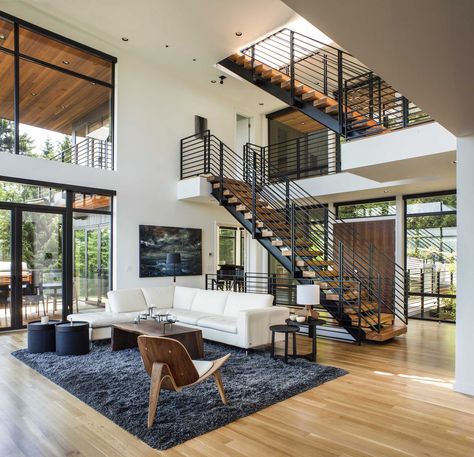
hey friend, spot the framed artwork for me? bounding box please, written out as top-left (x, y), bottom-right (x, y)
top-left (139, 225), bottom-right (202, 278)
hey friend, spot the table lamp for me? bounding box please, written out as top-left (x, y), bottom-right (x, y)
top-left (166, 252), bottom-right (181, 283)
top-left (296, 284), bottom-right (320, 320)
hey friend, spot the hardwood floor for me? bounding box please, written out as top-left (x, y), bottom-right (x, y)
top-left (0, 320), bottom-right (472, 457)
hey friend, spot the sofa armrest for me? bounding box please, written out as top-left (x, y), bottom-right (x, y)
top-left (237, 306), bottom-right (290, 349)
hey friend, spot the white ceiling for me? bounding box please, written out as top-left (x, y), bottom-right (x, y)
top-left (3, 0), bottom-right (296, 114)
top-left (282, 0), bottom-right (474, 137)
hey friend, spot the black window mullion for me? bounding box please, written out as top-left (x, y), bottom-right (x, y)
top-left (13, 21), bottom-right (19, 155)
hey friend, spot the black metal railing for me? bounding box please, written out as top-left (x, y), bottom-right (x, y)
top-left (343, 73), bottom-right (431, 137)
top-left (49, 137), bottom-right (113, 170)
top-left (181, 130), bottom-right (408, 334)
top-left (261, 128), bottom-right (340, 181)
top-left (205, 272), bottom-right (362, 343)
top-left (407, 267), bottom-right (456, 321)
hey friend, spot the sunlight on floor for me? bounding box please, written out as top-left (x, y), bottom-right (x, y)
top-left (374, 370), bottom-right (454, 389)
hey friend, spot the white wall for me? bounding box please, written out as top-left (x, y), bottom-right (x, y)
top-left (342, 122), bottom-right (455, 172)
top-left (454, 135), bottom-right (474, 396)
top-left (0, 5), bottom-right (267, 291)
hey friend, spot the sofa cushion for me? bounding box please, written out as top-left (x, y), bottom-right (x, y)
top-left (173, 286), bottom-right (200, 310)
top-left (107, 289), bottom-right (147, 313)
top-left (191, 290), bottom-right (229, 314)
top-left (141, 286), bottom-right (175, 309)
top-left (171, 309), bottom-right (215, 326)
top-left (223, 292), bottom-right (274, 317)
top-left (197, 315), bottom-right (238, 334)
top-left (68, 311), bottom-right (139, 328)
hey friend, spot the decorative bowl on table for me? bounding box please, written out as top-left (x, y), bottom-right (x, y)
top-left (295, 316), bottom-right (306, 323)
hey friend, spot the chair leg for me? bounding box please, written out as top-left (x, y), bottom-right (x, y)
top-left (148, 362), bottom-right (164, 428)
top-left (213, 370), bottom-right (227, 405)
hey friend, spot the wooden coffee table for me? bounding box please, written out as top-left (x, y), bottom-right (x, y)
top-left (111, 321), bottom-right (204, 359)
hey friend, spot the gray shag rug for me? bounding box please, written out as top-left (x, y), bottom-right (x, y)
top-left (12, 340), bottom-right (347, 450)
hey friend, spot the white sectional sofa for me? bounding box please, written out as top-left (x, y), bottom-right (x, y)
top-left (68, 285), bottom-right (289, 349)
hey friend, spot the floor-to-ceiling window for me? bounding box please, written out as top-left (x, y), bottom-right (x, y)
top-left (0, 179), bottom-right (114, 330)
top-left (404, 192), bottom-right (456, 322)
top-left (0, 13), bottom-right (116, 169)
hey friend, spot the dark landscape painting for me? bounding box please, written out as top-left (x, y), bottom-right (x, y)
top-left (139, 225), bottom-right (202, 278)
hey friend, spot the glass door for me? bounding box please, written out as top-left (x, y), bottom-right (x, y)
top-left (21, 210), bottom-right (64, 325)
top-left (73, 212), bottom-right (111, 312)
top-left (0, 209), bottom-right (12, 329)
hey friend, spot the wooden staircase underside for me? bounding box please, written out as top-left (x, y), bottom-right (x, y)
top-left (221, 53), bottom-right (388, 138)
top-left (210, 176), bottom-right (407, 342)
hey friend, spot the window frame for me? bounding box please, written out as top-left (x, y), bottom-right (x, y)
top-left (0, 11), bottom-right (116, 167)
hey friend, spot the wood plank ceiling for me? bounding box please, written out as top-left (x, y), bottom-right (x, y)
top-left (270, 109), bottom-right (326, 134)
top-left (0, 19), bottom-right (112, 135)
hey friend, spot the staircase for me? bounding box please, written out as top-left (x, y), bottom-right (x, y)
top-left (181, 131), bottom-right (408, 343)
top-left (218, 28), bottom-right (430, 140)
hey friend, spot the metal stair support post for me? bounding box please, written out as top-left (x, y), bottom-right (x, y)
top-left (337, 49), bottom-right (344, 135)
top-left (289, 30), bottom-right (295, 106)
top-left (377, 273), bottom-right (382, 330)
top-left (251, 147), bottom-right (257, 239)
top-left (290, 202), bottom-right (296, 275)
top-left (338, 240), bottom-right (344, 317)
top-left (219, 141), bottom-right (224, 204)
top-left (335, 134), bottom-right (341, 173)
top-left (357, 281), bottom-right (362, 344)
top-left (323, 54), bottom-right (328, 95)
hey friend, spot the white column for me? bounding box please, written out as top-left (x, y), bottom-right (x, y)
top-left (454, 135), bottom-right (474, 395)
top-left (395, 195), bottom-right (405, 268)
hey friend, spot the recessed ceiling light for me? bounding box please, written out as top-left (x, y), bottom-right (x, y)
top-left (0, 34), bottom-right (5, 40)
top-left (211, 80), bottom-right (216, 84)
top-left (30, 92), bottom-right (37, 97)
top-left (62, 60), bottom-right (70, 65)
top-left (301, 122), bottom-right (306, 125)
top-left (235, 32), bottom-right (243, 37)
top-left (259, 102), bottom-right (264, 106)
top-left (90, 82), bottom-right (96, 86)
top-left (121, 37), bottom-right (129, 42)
top-left (452, 160), bottom-right (457, 164)
top-left (383, 190), bottom-right (389, 193)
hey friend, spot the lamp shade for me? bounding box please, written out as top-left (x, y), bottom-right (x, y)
top-left (296, 284), bottom-right (320, 305)
top-left (166, 253), bottom-right (181, 265)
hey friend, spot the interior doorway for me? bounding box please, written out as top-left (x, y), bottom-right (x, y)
top-left (236, 114), bottom-right (252, 155)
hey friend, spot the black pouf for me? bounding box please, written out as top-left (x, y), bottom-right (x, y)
top-left (27, 320), bottom-right (61, 353)
top-left (55, 321), bottom-right (90, 356)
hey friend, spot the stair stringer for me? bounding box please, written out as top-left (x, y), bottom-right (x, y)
top-left (218, 58), bottom-right (342, 133)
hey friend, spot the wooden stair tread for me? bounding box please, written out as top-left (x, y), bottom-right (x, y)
top-left (351, 312), bottom-right (394, 326)
top-left (364, 323), bottom-right (407, 342)
top-left (296, 259), bottom-right (336, 268)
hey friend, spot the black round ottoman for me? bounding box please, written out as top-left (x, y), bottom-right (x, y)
top-left (27, 320), bottom-right (61, 353)
top-left (55, 321), bottom-right (90, 356)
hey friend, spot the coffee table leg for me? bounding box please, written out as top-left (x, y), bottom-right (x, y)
top-left (284, 333), bottom-right (288, 364)
top-left (112, 327), bottom-right (138, 351)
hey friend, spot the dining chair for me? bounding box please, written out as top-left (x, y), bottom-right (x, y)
top-left (137, 335), bottom-right (230, 428)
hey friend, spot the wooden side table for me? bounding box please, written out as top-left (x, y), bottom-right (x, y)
top-left (269, 324), bottom-right (299, 364)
